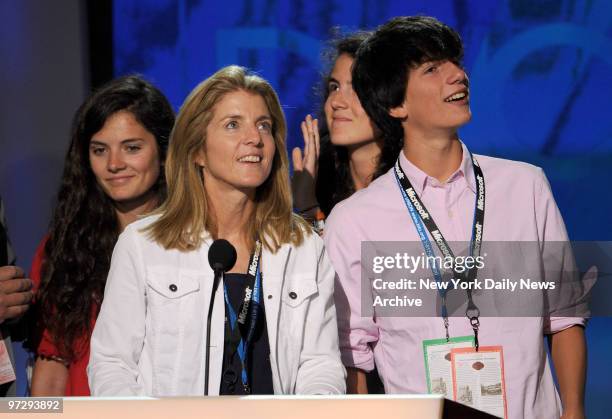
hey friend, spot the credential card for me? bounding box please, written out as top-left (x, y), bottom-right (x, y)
top-left (0, 339), bottom-right (16, 385)
top-left (450, 346), bottom-right (507, 419)
top-left (422, 335), bottom-right (475, 398)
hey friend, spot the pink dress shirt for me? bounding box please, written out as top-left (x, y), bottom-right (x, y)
top-left (324, 143), bottom-right (585, 419)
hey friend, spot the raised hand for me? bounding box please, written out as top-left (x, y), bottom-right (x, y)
top-left (291, 115), bottom-right (320, 214)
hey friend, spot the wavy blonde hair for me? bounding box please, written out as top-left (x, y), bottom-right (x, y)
top-left (146, 65), bottom-right (309, 252)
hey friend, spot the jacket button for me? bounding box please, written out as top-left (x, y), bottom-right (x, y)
top-left (169, 284), bottom-right (178, 292)
top-left (289, 291), bottom-right (297, 299)
top-left (267, 294), bottom-right (273, 299)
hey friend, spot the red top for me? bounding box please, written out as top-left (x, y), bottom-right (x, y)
top-left (30, 238), bottom-right (97, 396)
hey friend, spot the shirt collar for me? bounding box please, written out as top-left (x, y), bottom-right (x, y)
top-left (397, 141), bottom-right (477, 195)
top-left (459, 141), bottom-right (478, 194)
top-left (398, 150), bottom-right (429, 196)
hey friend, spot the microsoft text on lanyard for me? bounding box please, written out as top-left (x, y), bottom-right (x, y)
top-left (393, 152), bottom-right (485, 350)
top-left (222, 239), bottom-right (263, 393)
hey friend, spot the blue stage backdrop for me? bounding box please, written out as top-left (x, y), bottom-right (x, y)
top-left (114, 0), bottom-right (611, 415)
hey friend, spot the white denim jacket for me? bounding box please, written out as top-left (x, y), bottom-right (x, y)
top-left (88, 215), bottom-right (346, 396)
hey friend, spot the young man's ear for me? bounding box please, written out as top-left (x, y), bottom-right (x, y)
top-left (389, 101), bottom-right (408, 119)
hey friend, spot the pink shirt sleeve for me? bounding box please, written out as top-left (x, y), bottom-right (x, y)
top-left (534, 168), bottom-right (587, 334)
top-left (324, 203), bottom-right (378, 372)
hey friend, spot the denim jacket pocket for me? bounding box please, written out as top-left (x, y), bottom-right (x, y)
top-left (282, 274), bottom-right (318, 308)
top-left (145, 268), bottom-right (202, 338)
top-left (147, 268), bottom-right (201, 300)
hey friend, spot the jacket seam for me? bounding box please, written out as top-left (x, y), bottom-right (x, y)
top-left (275, 246), bottom-right (291, 393)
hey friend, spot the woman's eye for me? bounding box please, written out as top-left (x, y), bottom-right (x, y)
top-left (257, 121), bottom-right (272, 132)
top-left (425, 65), bottom-right (437, 74)
top-left (91, 147), bottom-right (106, 155)
top-left (226, 121), bottom-right (238, 129)
top-left (327, 81), bottom-right (340, 95)
top-left (125, 144), bottom-right (142, 153)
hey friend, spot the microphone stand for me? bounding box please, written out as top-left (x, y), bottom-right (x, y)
top-left (204, 268), bottom-right (223, 395)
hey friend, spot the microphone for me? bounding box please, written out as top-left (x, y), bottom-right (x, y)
top-left (208, 239), bottom-right (237, 274)
top-left (204, 239), bottom-right (236, 395)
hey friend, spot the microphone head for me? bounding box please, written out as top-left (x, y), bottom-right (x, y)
top-left (208, 239), bottom-right (237, 273)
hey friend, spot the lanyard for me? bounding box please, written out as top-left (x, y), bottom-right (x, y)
top-left (222, 239), bottom-right (262, 393)
top-left (393, 152), bottom-right (485, 350)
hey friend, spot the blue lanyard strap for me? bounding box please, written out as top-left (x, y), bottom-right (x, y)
top-left (393, 151), bottom-right (485, 348)
top-left (222, 239), bottom-right (262, 392)
top-left (394, 174), bottom-right (447, 298)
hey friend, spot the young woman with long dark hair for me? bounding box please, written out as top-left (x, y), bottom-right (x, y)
top-left (291, 32), bottom-right (399, 393)
top-left (29, 75), bottom-right (174, 396)
top-left (292, 32), bottom-right (402, 220)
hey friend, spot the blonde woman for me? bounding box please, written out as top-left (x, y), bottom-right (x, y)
top-left (88, 66), bottom-right (345, 396)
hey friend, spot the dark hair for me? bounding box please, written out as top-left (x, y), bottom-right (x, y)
top-left (352, 15), bottom-right (464, 146)
top-left (36, 75), bottom-right (174, 360)
top-left (315, 31), bottom-right (399, 215)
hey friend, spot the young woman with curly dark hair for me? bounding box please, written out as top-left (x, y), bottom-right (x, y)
top-left (28, 75), bottom-right (174, 396)
top-left (291, 31), bottom-right (402, 220)
top-left (291, 31), bottom-right (397, 393)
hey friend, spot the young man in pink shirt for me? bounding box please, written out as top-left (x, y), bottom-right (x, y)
top-left (324, 16), bottom-right (586, 419)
